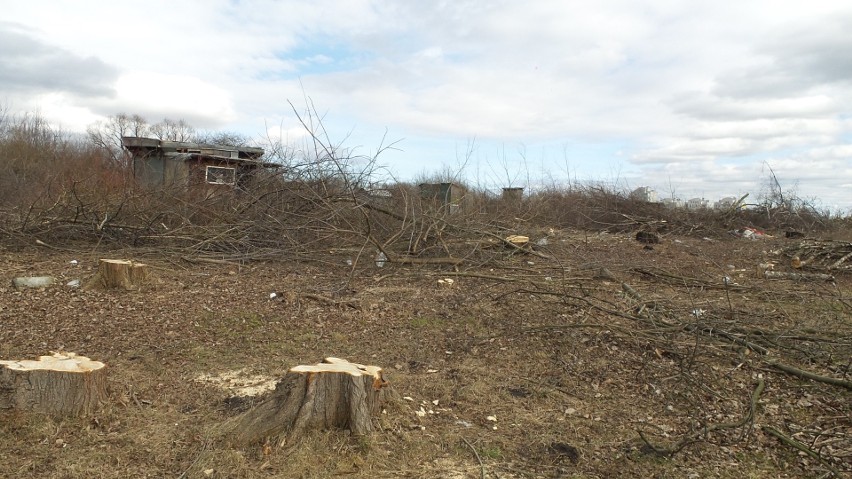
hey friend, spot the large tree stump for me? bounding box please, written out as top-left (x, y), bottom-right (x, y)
top-left (85, 259), bottom-right (148, 290)
top-left (224, 358), bottom-right (388, 446)
top-left (0, 352), bottom-right (107, 416)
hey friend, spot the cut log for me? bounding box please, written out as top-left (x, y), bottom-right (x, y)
top-left (505, 235), bottom-right (530, 246)
top-left (0, 352), bottom-right (107, 416)
top-left (85, 259), bottom-right (148, 290)
top-left (223, 358), bottom-right (387, 446)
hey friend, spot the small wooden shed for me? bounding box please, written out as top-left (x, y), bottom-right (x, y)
top-left (122, 137), bottom-right (272, 190)
top-left (501, 187), bottom-right (524, 202)
top-left (418, 182), bottom-right (466, 213)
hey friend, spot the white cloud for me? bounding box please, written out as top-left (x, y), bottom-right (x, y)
top-left (97, 71), bottom-right (236, 127)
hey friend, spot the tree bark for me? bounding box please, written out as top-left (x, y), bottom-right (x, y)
top-left (85, 259), bottom-right (149, 290)
top-left (0, 352), bottom-right (107, 416)
top-left (223, 358), bottom-right (387, 446)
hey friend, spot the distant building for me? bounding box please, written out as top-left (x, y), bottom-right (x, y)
top-left (630, 186), bottom-right (659, 203)
top-left (714, 196), bottom-right (739, 209)
top-left (501, 187), bottom-right (524, 202)
top-left (661, 197), bottom-right (684, 208)
top-left (123, 137), bottom-right (273, 190)
top-left (686, 197), bottom-right (710, 209)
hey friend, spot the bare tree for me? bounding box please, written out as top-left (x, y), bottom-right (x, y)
top-left (195, 130), bottom-right (252, 147)
top-left (87, 113), bottom-right (149, 167)
top-left (149, 118), bottom-right (195, 142)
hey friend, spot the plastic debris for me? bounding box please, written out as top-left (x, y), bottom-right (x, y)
top-left (269, 292), bottom-right (277, 299)
top-left (375, 251), bottom-right (387, 268)
top-left (69, 260), bottom-right (79, 266)
top-left (11, 276), bottom-right (55, 289)
top-left (730, 227), bottom-right (770, 239)
top-left (66, 279), bottom-right (81, 288)
top-left (535, 237), bottom-right (549, 246)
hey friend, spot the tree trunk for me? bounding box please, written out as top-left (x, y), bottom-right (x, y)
top-left (223, 358), bottom-right (387, 446)
top-left (0, 352), bottom-right (107, 416)
top-left (85, 259), bottom-right (148, 290)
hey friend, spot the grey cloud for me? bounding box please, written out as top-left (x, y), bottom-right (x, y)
top-left (0, 22), bottom-right (118, 97)
top-left (669, 92), bottom-right (835, 121)
top-left (714, 16), bottom-right (852, 99)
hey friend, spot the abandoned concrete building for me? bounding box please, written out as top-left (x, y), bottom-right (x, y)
top-left (122, 137), bottom-right (272, 190)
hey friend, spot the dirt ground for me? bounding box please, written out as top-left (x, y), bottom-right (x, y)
top-left (1, 230), bottom-right (850, 478)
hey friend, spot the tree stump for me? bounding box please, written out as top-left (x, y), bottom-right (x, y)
top-left (0, 352), bottom-right (107, 416)
top-left (85, 259), bottom-right (148, 290)
top-left (223, 358), bottom-right (388, 446)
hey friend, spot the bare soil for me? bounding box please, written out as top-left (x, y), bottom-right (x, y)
top-left (1, 230), bottom-right (850, 478)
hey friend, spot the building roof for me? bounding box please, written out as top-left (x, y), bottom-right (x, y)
top-left (122, 137), bottom-right (278, 167)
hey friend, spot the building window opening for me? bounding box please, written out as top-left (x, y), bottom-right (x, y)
top-left (206, 166), bottom-right (236, 185)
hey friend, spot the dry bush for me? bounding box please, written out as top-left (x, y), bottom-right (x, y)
top-left (1, 107), bottom-right (848, 262)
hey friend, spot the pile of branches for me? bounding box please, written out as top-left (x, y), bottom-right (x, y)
top-left (783, 239), bottom-right (852, 273)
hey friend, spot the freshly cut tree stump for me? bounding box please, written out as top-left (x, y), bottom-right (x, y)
top-left (0, 352), bottom-right (107, 416)
top-left (224, 358), bottom-right (388, 446)
top-left (85, 259), bottom-right (148, 290)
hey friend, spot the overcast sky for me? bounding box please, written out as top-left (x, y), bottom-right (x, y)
top-left (3, 1), bottom-right (851, 209)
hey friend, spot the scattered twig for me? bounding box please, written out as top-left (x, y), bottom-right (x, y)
top-left (461, 437), bottom-right (485, 479)
top-left (176, 437), bottom-right (210, 479)
top-left (638, 378), bottom-right (765, 456)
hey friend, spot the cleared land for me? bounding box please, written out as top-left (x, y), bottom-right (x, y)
top-left (1, 231), bottom-right (850, 478)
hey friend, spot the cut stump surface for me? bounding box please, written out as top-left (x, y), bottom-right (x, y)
top-left (224, 358), bottom-right (387, 446)
top-left (85, 259), bottom-right (148, 290)
top-left (0, 352), bottom-right (107, 416)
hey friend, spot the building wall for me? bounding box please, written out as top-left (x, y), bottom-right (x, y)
top-left (501, 187), bottom-right (524, 202)
top-left (134, 155), bottom-right (165, 185)
top-left (419, 182), bottom-right (466, 213)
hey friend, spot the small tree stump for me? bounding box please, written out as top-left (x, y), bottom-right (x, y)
top-left (224, 358), bottom-right (387, 446)
top-left (85, 259), bottom-right (148, 290)
top-left (0, 352), bottom-right (107, 416)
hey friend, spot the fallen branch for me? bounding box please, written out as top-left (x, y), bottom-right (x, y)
top-left (763, 271), bottom-right (835, 282)
top-left (638, 378), bottom-right (765, 456)
top-left (300, 293), bottom-right (361, 310)
top-left (633, 267), bottom-right (751, 291)
top-left (685, 324), bottom-right (770, 355)
top-left (181, 255), bottom-right (243, 266)
top-left (388, 254), bottom-right (464, 266)
top-left (763, 426), bottom-right (842, 477)
top-left (766, 360), bottom-right (852, 390)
